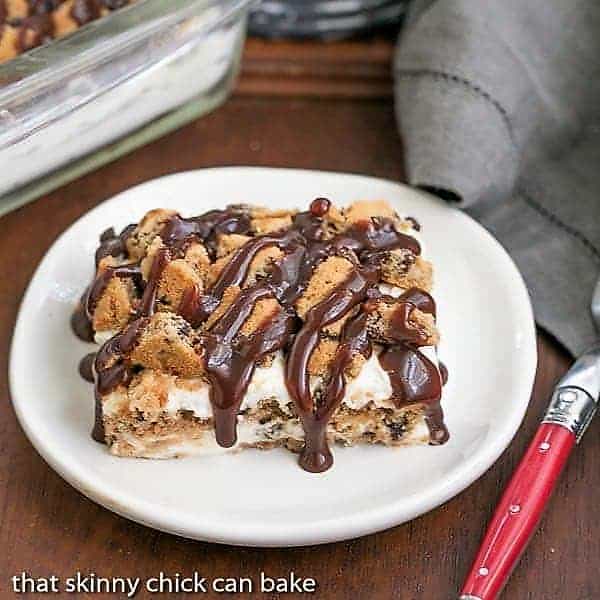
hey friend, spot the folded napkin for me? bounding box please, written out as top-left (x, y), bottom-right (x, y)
top-left (394, 0), bottom-right (600, 355)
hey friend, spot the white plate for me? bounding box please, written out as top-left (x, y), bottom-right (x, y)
top-left (10, 167), bottom-right (537, 547)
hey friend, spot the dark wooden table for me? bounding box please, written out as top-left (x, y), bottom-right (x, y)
top-left (1, 38), bottom-right (598, 599)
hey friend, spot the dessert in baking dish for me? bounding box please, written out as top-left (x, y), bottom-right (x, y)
top-left (0, 0), bottom-right (136, 64)
top-left (72, 198), bottom-right (448, 472)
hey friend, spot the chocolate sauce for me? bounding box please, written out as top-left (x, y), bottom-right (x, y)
top-left (178, 284), bottom-right (204, 327)
top-left (92, 388), bottom-right (105, 443)
top-left (160, 211), bottom-right (251, 259)
top-left (390, 303), bottom-right (429, 346)
top-left (396, 287), bottom-right (436, 316)
top-left (92, 317), bottom-right (147, 441)
top-left (71, 301), bottom-right (95, 343)
top-left (378, 345), bottom-right (448, 444)
top-left (177, 231), bottom-right (298, 326)
top-left (90, 246), bottom-right (171, 440)
top-left (375, 287), bottom-right (447, 443)
top-left (76, 199), bottom-right (448, 468)
top-left (439, 361), bottom-right (449, 385)
top-left (295, 308), bottom-right (373, 472)
top-left (310, 197), bottom-right (331, 217)
top-left (387, 288), bottom-right (437, 346)
top-left (405, 216), bottom-right (421, 232)
top-left (94, 318), bottom-right (146, 394)
top-left (196, 224), bottom-right (322, 445)
top-left (137, 247), bottom-right (169, 317)
top-left (95, 224), bottom-right (135, 266)
top-left (87, 209), bottom-right (252, 441)
top-left (173, 199), bottom-right (424, 469)
top-left (71, 223), bottom-right (138, 343)
top-left (210, 234), bottom-right (293, 306)
top-left (86, 264), bottom-right (142, 320)
top-left (78, 352), bottom-right (96, 382)
top-left (203, 293), bottom-right (295, 447)
top-left (332, 219), bottom-right (421, 260)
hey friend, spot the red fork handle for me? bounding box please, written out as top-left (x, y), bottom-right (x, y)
top-left (459, 423), bottom-right (576, 600)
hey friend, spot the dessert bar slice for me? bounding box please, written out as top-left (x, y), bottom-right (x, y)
top-left (0, 0), bottom-right (137, 64)
top-left (73, 198), bottom-right (448, 472)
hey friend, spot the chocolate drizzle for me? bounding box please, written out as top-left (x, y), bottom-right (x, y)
top-left (78, 352), bottom-right (96, 382)
top-left (71, 262), bottom-right (142, 346)
top-left (203, 291), bottom-right (295, 447)
top-left (90, 246), bottom-right (172, 428)
top-left (74, 198), bottom-right (449, 472)
top-left (71, 223), bottom-right (139, 344)
top-left (95, 225), bottom-right (136, 266)
top-left (378, 288), bottom-right (448, 445)
top-left (137, 247), bottom-right (169, 317)
top-left (71, 209), bottom-right (250, 343)
top-left (71, 301), bottom-right (95, 343)
top-left (439, 361), bottom-right (449, 385)
top-left (287, 279), bottom-right (375, 472)
top-left (92, 317), bottom-right (147, 442)
top-left (160, 210), bottom-right (251, 259)
top-left (387, 288), bottom-right (437, 346)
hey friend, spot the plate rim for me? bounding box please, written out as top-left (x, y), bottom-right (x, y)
top-left (9, 166), bottom-right (537, 547)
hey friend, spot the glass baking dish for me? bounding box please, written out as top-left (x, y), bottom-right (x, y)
top-left (0, 0), bottom-right (254, 215)
top-left (249, 0), bottom-right (406, 39)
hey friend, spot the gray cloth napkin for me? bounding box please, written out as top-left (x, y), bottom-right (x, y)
top-left (394, 0), bottom-right (600, 356)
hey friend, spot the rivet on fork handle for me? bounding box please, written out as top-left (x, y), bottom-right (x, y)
top-left (543, 386), bottom-right (597, 443)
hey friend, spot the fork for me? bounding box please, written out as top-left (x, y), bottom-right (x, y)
top-left (459, 279), bottom-right (600, 599)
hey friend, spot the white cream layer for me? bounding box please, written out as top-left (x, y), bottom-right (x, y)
top-left (109, 416), bottom-right (431, 460)
top-left (94, 330), bottom-right (117, 345)
top-left (167, 350), bottom-right (402, 417)
top-left (102, 347), bottom-right (439, 419)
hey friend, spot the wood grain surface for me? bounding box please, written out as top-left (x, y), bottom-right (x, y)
top-left (238, 38), bottom-right (394, 98)
top-left (1, 39), bottom-right (598, 600)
